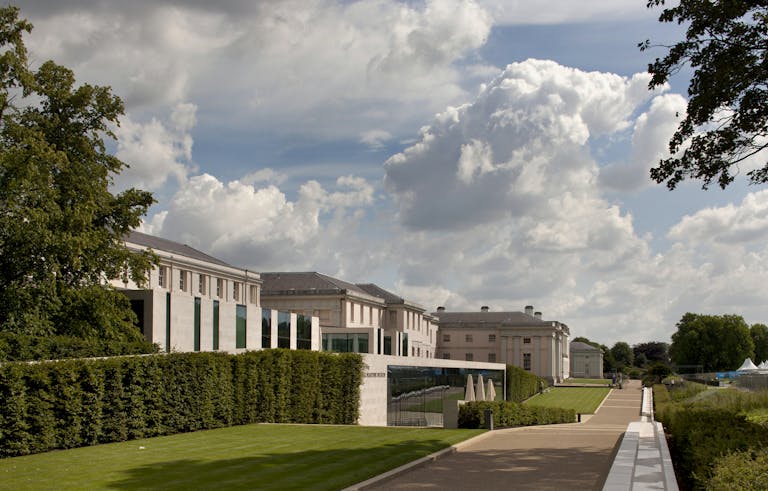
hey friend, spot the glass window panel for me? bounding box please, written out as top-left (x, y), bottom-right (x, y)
top-left (236, 304), bottom-right (247, 349)
top-left (262, 308), bottom-right (272, 349)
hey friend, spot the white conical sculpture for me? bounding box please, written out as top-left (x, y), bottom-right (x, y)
top-left (465, 374), bottom-right (475, 401)
top-left (476, 374), bottom-right (486, 401)
top-left (486, 378), bottom-right (496, 401)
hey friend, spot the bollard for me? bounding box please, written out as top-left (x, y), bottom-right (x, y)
top-left (578, 413), bottom-right (581, 422)
top-left (484, 409), bottom-right (494, 430)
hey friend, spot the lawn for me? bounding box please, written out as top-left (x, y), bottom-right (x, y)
top-left (0, 424), bottom-right (484, 490)
top-left (562, 378), bottom-right (611, 385)
top-left (524, 387), bottom-right (611, 414)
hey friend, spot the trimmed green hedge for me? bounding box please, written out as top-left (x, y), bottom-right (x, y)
top-left (458, 400), bottom-right (575, 429)
top-left (0, 350), bottom-right (363, 457)
top-left (506, 365), bottom-right (547, 402)
top-left (0, 332), bottom-right (158, 361)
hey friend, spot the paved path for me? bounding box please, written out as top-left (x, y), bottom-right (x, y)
top-left (363, 380), bottom-right (643, 491)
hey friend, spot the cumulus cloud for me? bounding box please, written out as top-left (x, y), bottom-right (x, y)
top-left (113, 103), bottom-right (196, 191)
top-left (668, 190), bottom-right (768, 245)
top-left (24, 0), bottom-right (492, 138)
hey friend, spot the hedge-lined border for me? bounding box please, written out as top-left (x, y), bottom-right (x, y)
top-left (458, 400), bottom-right (575, 429)
top-left (0, 350), bottom-right (363, 458)
top-left (506, 365), bottom-right (547, 402)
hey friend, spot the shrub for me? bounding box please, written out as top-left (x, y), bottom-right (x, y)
top-left (0, 332), bottom-right (157, 362)
top-left (506, 365), bottom-right (546, 402)
top-left (458, 400), bottom-right (575, 429)
top-left (0, 350), bottom-right (363, 457)
top-left (706, 448), bottom-right (768, 491)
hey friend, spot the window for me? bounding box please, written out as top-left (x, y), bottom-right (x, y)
top-left (216, 278), bottom-right (223, 298)
top-left (523, 337), bottom-right (531, 344)
top-left (488, 334), bottom-right (496, 342)
top-left (383, 335), bottom-right (392, 355)
top-left (322, 332), bottom-right (369, 353)
top-left (236, 304), bottom-right (247, 349)
top-left (249, 285), bottom-right (258, 304)
top-left (488, 353), bottom-right (496, 363)
top-left (193, 297), bottom-right (201, 352)
top-left (442, 353), bottom-right (451, 359)
top-left (523, 353), bottom-right (531, 371)
top-left (465, 334), bottom-right (473, 343)
top-left (443, 334), bottom-right (451, 342)
top-left (262, 309), bottom-right (272, 349)
top-left (212, 300), bottom-right (220, 350)
top-left (465, 353), bottom-right (474, 361)
top-left (401, 332), bottom-right (408, 357)
top-left (278, 311), bottom-right (290, 348)
top-left (233, 282), bottom-right (240, 302)
top-left (179, 270), bottom-right (188, 292)
top-left (158, 266), bottom-right (168, 288)
top-left (198, 274), bottom-right (206, 295)
top-left (297, 314), bottom-right (312, 350)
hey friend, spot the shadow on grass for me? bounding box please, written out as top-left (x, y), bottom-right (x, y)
top-left (108, 439), bottom-right (453, 491)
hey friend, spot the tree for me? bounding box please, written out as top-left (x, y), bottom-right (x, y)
top-left (610, 341), bottom-right (634, 369)
top-left (633, 341), bottom-right (671, 366)
top-left (751, 323), bottom-right (768, 364)
top-left (669, 313), bottom-right (754, 371)
top-left (0, 7), bottom-right (155, 340)
top-left (642, 1), bottom-right (768, 189)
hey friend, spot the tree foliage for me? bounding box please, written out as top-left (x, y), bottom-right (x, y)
top-left (0, 7), bottom-right (154, 339)
top-left (750, 323), bottom-right (768, 364)
top-left (610, 341), bottom-right (634, 368)
top-left (669, 313), bottom-right (755, 371)
top-left (633, 341), bottom-right (671, 366)
top-left (642, 1), bottom-right (768, 189)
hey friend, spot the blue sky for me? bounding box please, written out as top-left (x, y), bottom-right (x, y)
top-left (18, 0), bottom-right (768, 347)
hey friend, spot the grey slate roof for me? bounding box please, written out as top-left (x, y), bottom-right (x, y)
top-left (570, 341), bottom-right (603, 352)
top-left (433, 310), bottom-right (548, 326)
top-left (126, 231), bottom-right (232, 268)
top-left (356, 283), bottom-right (404, 304)
top-left (260, 272), bottom-right (383, 301)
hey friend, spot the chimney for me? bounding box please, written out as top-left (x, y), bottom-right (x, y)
top-left (525, 305), bottom-right (534, 316)
top-left (481, 306), bottom-right (489, 312)
top-left (534, 311), bottom-right (542, 320)
top-left (436, 306), bottom-right (445, 312)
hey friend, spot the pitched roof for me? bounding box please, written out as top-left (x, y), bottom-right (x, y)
top-left (356, 283), bottom-right (404, 304)
top-left (570, 341), bottom-right (602, 352)
top-left (433, 310), bottom-right (550, 326)
top-left (260, 272), bottom-right (383, 302)
top-left (126, 230), bottom-right (232, 267)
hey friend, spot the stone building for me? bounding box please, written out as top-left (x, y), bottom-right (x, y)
top-left (569, 341), bottom-right (604, 379)
top-left (434, 305), bottom-right (570, 383)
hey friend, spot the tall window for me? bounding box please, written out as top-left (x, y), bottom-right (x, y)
top-left (212, 300), bottom-right (220, 350)
top-left (278, 311), bottom-right (290, 348)
top-left (383, 335), bottom-right (392, 355)
top-left (297, 314), bottom-right (312, 350)
top-left (262, 309), bottom-right (272, 349)
top-left (488, 353), bottom-right (496, 363)
top-left (465, 334), bottom-right (473, 343)
top-left (179, 270), bottom-right (188, 292)
top-left (233, 282), bottom-right (240, 302)
top-left (193, 297), bottom-right (201, 352)
top-left (198, 274), bottom-right (206, 295)
top-left (488, 334), bottom-right (496, 342)
top-left (401, 332), bottom-right (408, 357)
top-left (158, 266), bottom-right (168, 288)
top-left (216, 278), bottom-right (223, 298)
top-left (523, 353), bottom-right (532, 371)
top-left (236, 304), bottom-right (247, 349)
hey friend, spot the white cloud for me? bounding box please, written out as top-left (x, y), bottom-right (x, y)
top-left (360, 130), bottom-right (392, 150)
top-left (668, 190), bottom-right (768, 245)
top-left (24, 0), bottom-right (493, 138)
top-left (113, 103), bottom-right (196, 191)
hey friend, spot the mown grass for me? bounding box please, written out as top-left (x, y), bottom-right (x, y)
top-left (0, 424), bottom-right (483, 490)
top-left (524, 387), bottom-right (610, 414)
top-left (562, 378), bottom-right (610, 385)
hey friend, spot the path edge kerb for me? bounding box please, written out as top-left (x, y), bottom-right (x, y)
top-left (342, 429), bottom-right (500, 491)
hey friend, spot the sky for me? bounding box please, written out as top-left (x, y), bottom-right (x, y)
top-left (16, 0), bottom-right (768, 346)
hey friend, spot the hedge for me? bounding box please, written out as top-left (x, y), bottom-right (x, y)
top-left (0, 350), bottom-right (363, 457)
top-left (506, 365), bottom-right (547, 402)
top-left (0, 332), bottom-right (158, 362)
top-left (458, 400), bottom-right (576, 429)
